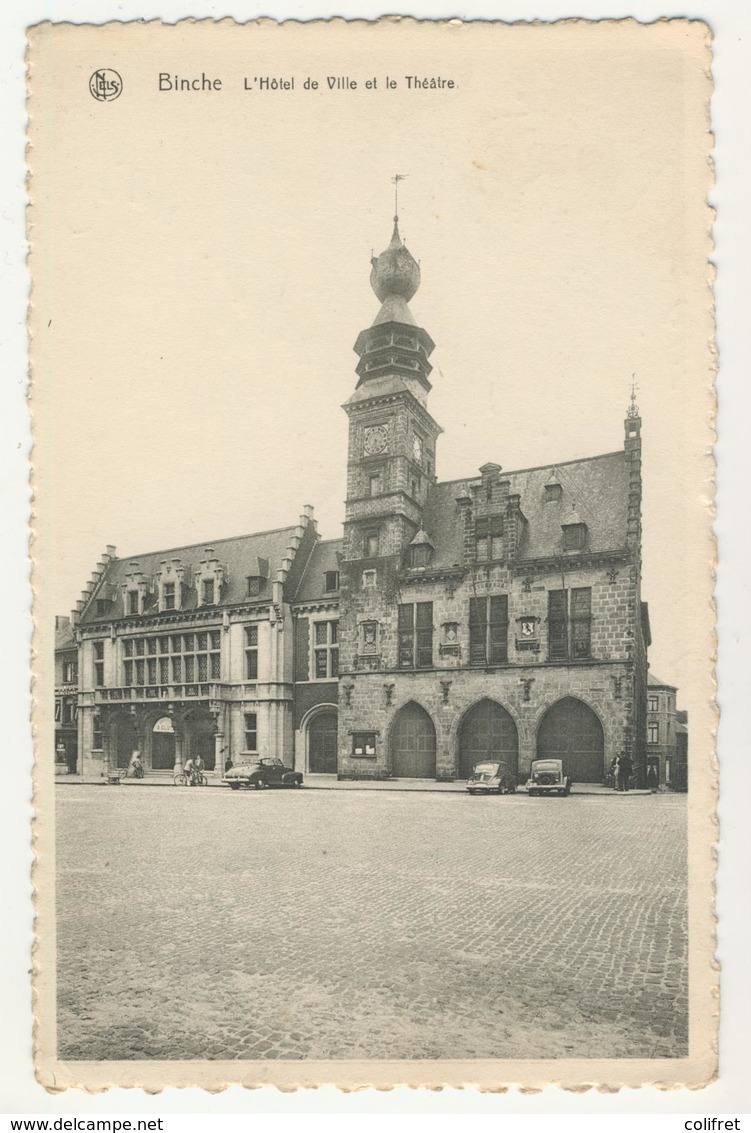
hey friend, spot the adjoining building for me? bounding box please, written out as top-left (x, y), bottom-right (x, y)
top-left (54, 616), bottom-right (79, 774)
top-left (646, 671), bottom-right (679, 786)
top-left (60, 211), bottom-right (658, 786)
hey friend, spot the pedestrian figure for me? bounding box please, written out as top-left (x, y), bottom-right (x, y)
top-left (647, 759), bottom-right (659, 793)
top-left (224, 756), bottom-right (233, 774)
top-left (608, 756), bottom-right (618, 790)
top-left (616, 752), bottom-right (633, 792)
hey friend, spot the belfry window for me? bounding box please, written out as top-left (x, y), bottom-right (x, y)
top-left (364, 531), bottom-right (379, 558)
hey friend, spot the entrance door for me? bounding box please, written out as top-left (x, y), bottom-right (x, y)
top-left (537, 697), bottom-right (604, 783)
top-left (152, 716), bottom-right (176, 770)
top-left (458, 699), bottom-right (519, 780)
top-left (391, 702), bottom-right (436, 778)
top-left (308, 710), bottom-right (338, 773)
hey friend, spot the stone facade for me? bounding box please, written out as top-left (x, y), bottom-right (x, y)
top-left (336, 218), bottom-right (651, 785)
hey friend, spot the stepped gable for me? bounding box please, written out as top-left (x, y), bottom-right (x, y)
top-left (78, 526), bottom-right (302, 624)
top-left (293, 538), bottom-right (343, 604)
top-left (420, 450), bottom-right (629, 569)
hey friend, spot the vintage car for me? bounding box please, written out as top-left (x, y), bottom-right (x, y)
top-left (526, 758), bottom-right (572, 797)
top-left (223, 756), bottom-right (303, 790)
top-left (466, 760), bottom-right (518, 795)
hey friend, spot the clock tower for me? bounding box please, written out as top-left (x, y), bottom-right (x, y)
top-left (341, 215), bottom-right (442, 589)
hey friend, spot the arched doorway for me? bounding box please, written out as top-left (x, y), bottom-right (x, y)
top-left (391, 702), bottom-right (436, 779)
top-left (458, 699), bottom-right (519, 780)
top-left (185, 712), bottom-right (217, 770)
top-left (537, 697), bottom-right (605, 783)
top-left (112, 713), bottom-right (137, 769)
top-left (308, 709), bottom-right (338, 774)
top-left (152, 716), bottom-right (176, 771)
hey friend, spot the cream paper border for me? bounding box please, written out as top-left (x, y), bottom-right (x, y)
top-left (29, 16), bottom-right (717, 1092)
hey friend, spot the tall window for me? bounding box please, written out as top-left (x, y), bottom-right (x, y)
top-left (162, 582), bottom-right (176, 611)
top-left (398, 602), bottom-right (433, 668)
top-left (62, 658), bottom-right (78, 684)
top-left (648, 721), bottom-right (659, 744)
top-left (201, 579), bottom-right (215, 605)
top-left (475, 517), bottom-right (504, 561)
top-left (127, 590), bottom-right (140, 615)
top-left (648, 694), bottom-right (659, 712)
top-left (314, 621), bottom-right (339, 679)
top-left (368, 472), bottom-right (381, 497)
top-left (247, 576), bottom-right (261, 597)
top-left (244, 712), bottom-right (258, 752)
top-left (469, 595), bottom-right (508, 665)
top-left (93, 641), bottom-right (105, 687)
top-left (92, 713), bottom-right (103, 751)
top-left (122, 632), bottom-right (221, 687)
top-left (364, 531), bottom-right (379, 558)
top-left (245, 625), bottom-right (259, 680)
top-left (548, 588), bottom-right (592, 660)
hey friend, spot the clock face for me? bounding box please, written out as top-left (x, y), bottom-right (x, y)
top-left (412, 433), bottom-right (424, 463)
top-left (364, 425), bottom-right (388, 455)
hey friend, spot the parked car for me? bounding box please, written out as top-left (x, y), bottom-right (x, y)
top-left (526, 758), bottom-right (572, 797)
top-left (223, 756), bottom-right (303, 790)
top-left (466, 760), bottom-right (517, 795)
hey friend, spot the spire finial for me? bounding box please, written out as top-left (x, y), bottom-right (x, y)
top-left (391, 173), bottom-right (408, 232)
top-left (627, 374), bottom-right (640, 419)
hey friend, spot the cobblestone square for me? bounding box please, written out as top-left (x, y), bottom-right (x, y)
top-left (56, 786), bottom-right (687, 1061)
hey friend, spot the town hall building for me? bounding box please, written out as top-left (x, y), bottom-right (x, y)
top-left (63, 212), bottom-right (652, 787)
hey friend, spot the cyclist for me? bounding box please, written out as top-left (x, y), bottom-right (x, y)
top-left (183, 756), bottom-right (198, 786)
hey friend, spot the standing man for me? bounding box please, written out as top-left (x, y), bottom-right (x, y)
top-left (616, 751), bottom-right (633, 792)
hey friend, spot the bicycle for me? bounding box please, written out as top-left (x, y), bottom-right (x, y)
top-left (172, 770), bottom-right (208, 787)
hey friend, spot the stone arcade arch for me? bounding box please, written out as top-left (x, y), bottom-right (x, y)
top-left (109, 711), bottom-right (137, 769)
top-left (536, 697), bottom-right (605, 783)
top-left (183, 708), bottom-right (218, 771)
top-left (457, 699), bottom-right (519, 781)
top-left (390, 701), bottom-right (437, 779)
top-left (307, 707), bottom-right (338, 774)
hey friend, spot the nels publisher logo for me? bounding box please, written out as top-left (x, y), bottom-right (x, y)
top-left (89, 68), bottom-right (122, 101)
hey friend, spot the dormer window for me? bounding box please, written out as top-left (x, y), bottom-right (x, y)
top-left (162, 582), bottom-right (176, 610)
top-left (410, 544), bottom-right (431, 569)
top-left (127, 590), bottom-right (140, 616)
top-left (201, 579), bottom-right (216, 605)
top-left (247, 576), bottom-right (261, 597)
top-left (562, 523), bottom-right (587, 551)
top-left (544, 482), bottom-right (563, 502)
top-left (324, 570), bottom-right (339, 592)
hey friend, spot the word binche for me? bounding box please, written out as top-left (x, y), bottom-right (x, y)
top-left (158, 73), bottom-right (222, 91)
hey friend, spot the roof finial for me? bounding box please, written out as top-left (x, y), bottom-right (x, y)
top-left (391, 173), bottom-right (408, 235)
top-left (627, 374), bottom-right (640, 419)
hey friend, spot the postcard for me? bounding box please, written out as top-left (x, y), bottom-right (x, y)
top-left (29, 17), bottom-right (716, 1091)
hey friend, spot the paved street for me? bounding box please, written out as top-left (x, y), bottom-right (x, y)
top-left (56, 786), bottom-right (687, 1061)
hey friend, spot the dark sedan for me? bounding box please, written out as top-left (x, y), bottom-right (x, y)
top-left (223, 757), bottom-right (303, 790)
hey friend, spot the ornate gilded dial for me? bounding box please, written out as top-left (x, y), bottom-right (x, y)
top-left (363, 425), bottom-right (388, 455)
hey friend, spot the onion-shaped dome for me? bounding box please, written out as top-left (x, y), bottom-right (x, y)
top-left (370, 218), bottom-right (421, 302)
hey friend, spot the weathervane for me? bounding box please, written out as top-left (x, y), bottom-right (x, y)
top-left (627, 374), bottom-right (640, 419)
top-left (391, 173), bottom-right (408, 221)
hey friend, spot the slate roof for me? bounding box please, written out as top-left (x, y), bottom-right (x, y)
top-left (647, 672), bottom-right (677, 691)
top-left (293, 539), bottom-right (343, 604)
top-left (79, 526), bottom-right (301, 625)
top-left (421, 450), bottom-right (629, 569)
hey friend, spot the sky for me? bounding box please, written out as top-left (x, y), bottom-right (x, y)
top-left (31, 19), bottom-right (713, 702)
